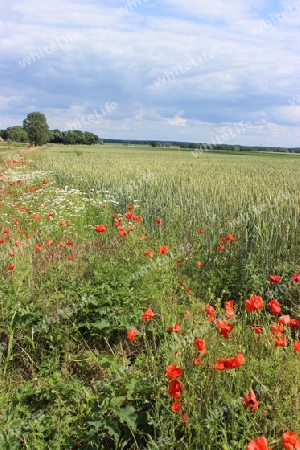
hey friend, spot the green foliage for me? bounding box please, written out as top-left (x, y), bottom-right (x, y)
top-left (0, 129), bottom-right (8, 140)
top-left (48, 129), bottom-right (99, 145)
top-left (23, 111), bottom-right (50, 146)
top-left (0, 147), bottom-right (299, 449)
top-left (84, 131), bottom-right (98, 145)
top-left (6, 126), bottom-right (28, 143)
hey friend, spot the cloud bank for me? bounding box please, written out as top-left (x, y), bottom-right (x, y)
top-left (0, 0), bottom-right (299, 146)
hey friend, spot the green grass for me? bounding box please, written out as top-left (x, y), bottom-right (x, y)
top-left (0, 144), bottom-right (299, 449)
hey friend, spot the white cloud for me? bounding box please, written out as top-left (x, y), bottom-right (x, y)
top-left (162, 0), bottom-right (266, 20)
top-left (0, 0), bottom-right (299, 145)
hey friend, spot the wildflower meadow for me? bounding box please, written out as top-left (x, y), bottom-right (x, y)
top-left (0, 143), bottom-right (299, 449)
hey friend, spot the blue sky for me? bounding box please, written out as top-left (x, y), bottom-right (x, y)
top-left (0, 0), bottom-right (299, 146)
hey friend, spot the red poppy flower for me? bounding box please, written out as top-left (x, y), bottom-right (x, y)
top-left (182, 413), bottom-right (187, 424)
top-left (194, 339), bottom-right (206, 354)
top-left (229, 353), bottom-right (245, 368)
top-left (184, 310), bottom-right (189, 318)
top-left (159, 245), bottom-right (168, 254)
top-left (271, 323), bottom-right (284, 336)
top-left (127, 204), bottom-right (134, 210)
top-left (8, 264), bottom-right (15, 270)
top-left (198, 228), bottom-right (204, 234)
top-left (176, 259), bottom-right (181, 266)
top-left (46, 240), bottom-right (53, 246)
top-left (42, 179), bottom-right (48, 184)
top-left (206, 305), bottom-right (215, 315)
top-left (245, 295), bottom-right (264, 312)
top-left (193, 357), bottom-right (203, 366)
top-left (253, 326), bottom-right (263, 335)
top-left (214, 352), bottom-right (244, 370)
top-left (213, 359), bottom-right (226, 370)
top-left (196, 261), bottom-right (203, 267)
top-left (168, 380), bottom-right (185, 398)
top-left (278, 315), bottom-right (291, 326)
top-left (127, 329), bottom-right (137, 342)
top-left (33, 214), bottom-right (40, 221)
top-left (269, 275), bottom-right (281, 283)
top-left (274, 336), bottom-right (287, 347)
top-left (66, 221), bottom-right (71, 226)
top-left (224, 300), bottom-right (234, 310)
top-left (144, 250), bottom-right (154, 257)
top-left (246, 437), bottom-right (270, 450)
top-left (141, 308), bottom-right (154, 321)
top-left (268, 299), bottom-right (281, 315)
top-left (294, 341), bottom-right (300, 352)
top-left (68, 255), bottom-right (74, 261)
top-left (156, 218), bottom-right (162, 226)
top-left (119, 229), bottom-right (127, 237)
top-left (35, 243), bottom-right (43, 251)
top-left (171, 400), bottom-right (182, 413)
top-left (166, 364), bottom-right (183, 379)
top-left (242, 390), bottom-right (259, 412)
top-left (215, 244), bottom-right (225, 251)
top-left (205, 304), bottom-right (215, 322)
top-left (95, 224), bottom-right (107, 233)
top-left (215, 320), bottom-right (234, 339)
top-left (168, 323), bottom-right (181, 332)
top-left (282, 431), bottom-right (300, 450)
top-left (224, 300), bottom-right (235, 319)
top-left (125, 212), bottom-right (134, 220)
top-left (291, 274), bottom-right (300, 283)
top-left (289, 318), bottom-right (299, 328)
top-left (185, 289), bottom-right (191, 295)
top-left (227, 234), bottom-right (235, 242)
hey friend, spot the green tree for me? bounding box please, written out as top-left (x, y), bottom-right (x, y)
top-left (23, 112), bottom-right (50, 146)
top-left (48, 130), bottom-right (54, 142)
top-left (84, 131), bottom-right (98, 145)
top-left (6, 126), bottom-right (28, 143)
top-left (49, 129), bottom-right (65, 143)
top-left (0, 129), bottom-right (8, 140)
top-left (62, 130), bottom-right (83, 144)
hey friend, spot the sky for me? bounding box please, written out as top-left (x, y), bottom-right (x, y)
top-left (0, 0), bottom-right (299, 146)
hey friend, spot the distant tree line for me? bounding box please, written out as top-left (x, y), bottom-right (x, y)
top-left (49, 129), bottom-right (100, 145)
top-left (0, 112), bottom-right (100, 146)
top-left (104, 139), bottom-right (300, 153)
top-left (0, 126), bottom-right (29, 143)
top-left (1, 114), bottom-right (299, 152)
